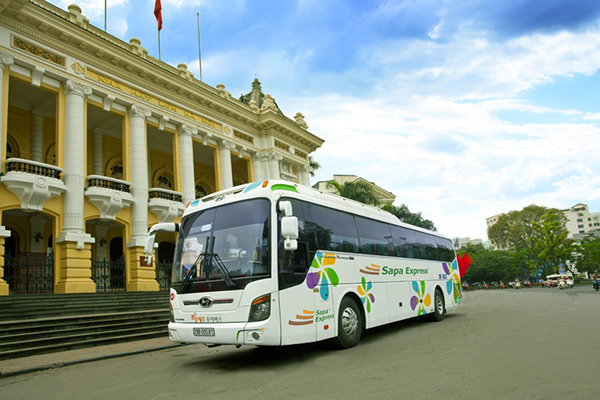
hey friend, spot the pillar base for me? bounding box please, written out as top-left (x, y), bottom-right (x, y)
top-left (54, 241), bottom-right (96, 293)
top-left (126, 246), bottom-right (159, 292)
top-left (0, 280), bottom-right (8, 296)
top-left (0, 234), bottom-right (9, 296)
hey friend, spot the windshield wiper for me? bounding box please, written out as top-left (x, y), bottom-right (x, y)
top-left (179, 254), bottom-right (201, 292)
top-left (205, 253), bottom-right (236, 288)
top-left (180, 252), bottom-right (236, 290)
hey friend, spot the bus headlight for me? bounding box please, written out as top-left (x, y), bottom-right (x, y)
top-left (249, 294), bottom-right (271, 322)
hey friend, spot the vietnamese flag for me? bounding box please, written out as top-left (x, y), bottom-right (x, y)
top-left (457, 253), bottom-right (471, 278)
top-left (154, 0), bottom-right (163, 31)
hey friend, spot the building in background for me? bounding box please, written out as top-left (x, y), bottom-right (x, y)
top-left (562, 204), bottom-right (600, 240)
top-left (452, 237), bottom-right (486, 250)
top-left (486, 204), bottom-right (600, 243)
top-left (312, 175), bottom-right (396, 206)
top-left (0, 1), bottom-right (323, 295)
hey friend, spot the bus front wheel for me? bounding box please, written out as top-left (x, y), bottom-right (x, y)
top-left (333, 297), bottom-right (362, 349)
top-left (429, 289), bottom-right (445, 322)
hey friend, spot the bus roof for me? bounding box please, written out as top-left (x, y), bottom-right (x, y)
top-left (184, 180), bottom-right (449, 240)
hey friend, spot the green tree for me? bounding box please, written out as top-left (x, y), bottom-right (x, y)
top-left (308, 156), bottom-right (320, 177)
top-left (382, 203), bottom-right (437, 231)
top-left (326, 180), bottom-right (380, 206)
top-left (573, 236), bottom-right (600, 275)
top-left (459, 245), bottom-right (521, 283)
top-left (487, 204), bottom-right (548, 278)
top-left (487, 205), bottom-right (547, 250)
top-left (529, 209), bottom-right (574, 276)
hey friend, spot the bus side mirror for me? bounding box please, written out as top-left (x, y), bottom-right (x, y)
top-left (281, 216), bottom-right (298, 251)
top-left (145, 223), bottom-right (180, 261)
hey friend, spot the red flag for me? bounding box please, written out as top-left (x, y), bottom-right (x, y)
top-left (154, 0), bottom-right (163, 31)
top-left (457, 253), bottom-right (471, 278)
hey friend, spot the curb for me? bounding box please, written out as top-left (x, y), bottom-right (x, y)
top-left (0, 343), bottom-right (187, 379)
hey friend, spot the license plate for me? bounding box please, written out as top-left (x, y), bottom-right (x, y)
top-left (193, 327), bottom-right (215, 336)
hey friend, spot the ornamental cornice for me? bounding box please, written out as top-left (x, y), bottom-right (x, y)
top-left (128, 104), bottom-right (151, 119)
top-left (1, 2), bottom-right (324, 151)
top-left (219, 139), bottom-right (237, 151)
top-left (0, 51), bottom-right (14, 68)
top-left (63, 79), bottom-right (92, 97)
top-left (0, 10), bottom-right (256, 125)
top-left (179, 123), bottom-right (197, 137)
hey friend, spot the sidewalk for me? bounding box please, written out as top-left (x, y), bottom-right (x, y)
top-left (0, 337), bottom-right (184, 378)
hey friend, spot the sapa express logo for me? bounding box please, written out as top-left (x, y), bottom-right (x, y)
top-left (381, 266), bottom-right (429, 276)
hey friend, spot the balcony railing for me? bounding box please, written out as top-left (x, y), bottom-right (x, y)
top-left (149, 188), bottom-right (183, 203)
top-left (85, 175), bottom-right (134, 221)
top-left (5, 158), bottom-right (62, 179)
top-left (1, 158), bottom-right (66, 212)
top-left (87, 175), bottom-right (131, 193)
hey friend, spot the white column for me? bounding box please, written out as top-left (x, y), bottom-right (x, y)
top-left (0, 53), bottom-right (14, 239)
top-left (57, 80), bottom-right (94, 249)
top-left (297, 165), bottom-right (310, 186)
top-left (266, 152), bottom-right (282, 180)
top-left (252, 154), bottom-right (265, 182)
top-left (178, 124), bottom-right (197, 204)
top-left (219, 139), bottom-right (235, 190)
top-left (31, 111), bottom-right (44, 162)
top-left (93, 129), bottom-right (104, 175)
top-left (127, 104), bottom-right (151, 247)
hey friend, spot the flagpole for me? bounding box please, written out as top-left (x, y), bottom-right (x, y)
top-left (197, 12), bottom-right (202, 82)
top-left (158, 30), bottom-right (161, 61)
top-left (104, 0), bottom-right (107, 31)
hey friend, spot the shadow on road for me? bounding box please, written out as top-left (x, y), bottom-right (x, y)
top-left (183, 313), bottom-right (466, 370)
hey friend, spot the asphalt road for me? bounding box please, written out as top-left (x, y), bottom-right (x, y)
top-left (1, 286), bottom-right (598, 400)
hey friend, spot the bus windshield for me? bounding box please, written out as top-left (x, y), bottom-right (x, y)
top-left (172, 198), bottom-right (270, 293)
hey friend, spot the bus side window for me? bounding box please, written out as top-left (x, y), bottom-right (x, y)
top-left (390, 225), bottom-right (420, 259)
top-left (278, 199), bottom-right (310, 290)
top-left (303, 202), bottom-right (359, 253)
top-left (435, 237), bottom-right (455, 262)
top-left (415, 232), bottom-right (437, 260)
top-left (355, 216), bottom-right (394, 256)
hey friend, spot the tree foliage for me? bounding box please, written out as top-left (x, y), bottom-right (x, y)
top-left (458, 244), bottom-right (521, 283)
top-left (573, 236), bottom-right (600, 275)
top-left (487, 205), bottom-right (547, 250)
top-left (326, 179), bottom-right (380, 206)
top-left (308, 156), bottom-right (320, 177)
top-left (382, 203), bottom-right (437, 231)
top-left (529, 208), bottom-right (574, 275)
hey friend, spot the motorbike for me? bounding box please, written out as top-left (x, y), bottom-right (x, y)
top-left (514, 281), bottom-right (521, 289)
top-left (593, 278), bottom-right (600, 291)
top-left (558, 280), bottom-right (566, 290)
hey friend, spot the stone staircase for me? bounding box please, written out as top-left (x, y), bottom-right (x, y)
top-left (0, 292), bottom-right (170, 360)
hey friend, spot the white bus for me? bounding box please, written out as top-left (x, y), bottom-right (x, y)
top-left (146, 180), bottom-right (464, 349)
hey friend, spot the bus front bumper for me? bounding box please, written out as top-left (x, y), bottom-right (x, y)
top-left (168, 321), bottom-right (280, 346)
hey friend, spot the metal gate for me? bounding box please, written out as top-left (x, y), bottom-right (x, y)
top-left (92, 257), bottom-right (126, 292)
top-left (3, 252), bottom-right (54, 294)
top-left (156, 261), bottom-right (172, 291)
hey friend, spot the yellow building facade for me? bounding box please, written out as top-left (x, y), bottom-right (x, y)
top-left (0, 1), bottom-right (323, 295)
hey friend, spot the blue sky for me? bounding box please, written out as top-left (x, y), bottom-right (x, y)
top-left (48, 0), bottom-right (600, 240)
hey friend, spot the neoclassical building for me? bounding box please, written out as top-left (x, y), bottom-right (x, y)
top-left (0, 1), bottom-right (324, 295)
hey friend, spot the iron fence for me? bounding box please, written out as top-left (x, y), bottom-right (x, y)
top-left (3, 253), bottom-right (54, 294)
top-left (156, 261), bottom-right (172, 291)
top-left (92, 257), bottom-right (126, 292)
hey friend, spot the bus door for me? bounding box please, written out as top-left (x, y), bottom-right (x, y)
top-left (313, 272), bottom-right (334, 341)
top-left (278, 242), bottom-right (317, 345)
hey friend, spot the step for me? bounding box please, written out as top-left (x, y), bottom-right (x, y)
top-left (0, 311), bottom-right (169, 340)
top-left (0, 323), bottom-right (167, 353)
top-left (0, 331), bottom-right (169, 360)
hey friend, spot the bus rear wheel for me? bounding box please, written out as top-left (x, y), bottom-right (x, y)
top-left (333, 297), bottom-right (362, 349)
top-left (429, 289), bottom-right (445, 322)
